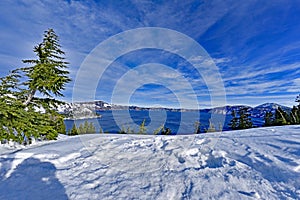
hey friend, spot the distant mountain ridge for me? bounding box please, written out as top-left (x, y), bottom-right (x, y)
top-left (58, 101), bottom-right (291, 120)
top-left (209, 103), bottom-right (291, 116)
top-left (253, 103), bottom-right (291, 118)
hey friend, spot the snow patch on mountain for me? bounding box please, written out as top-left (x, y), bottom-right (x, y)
top-left (58, 102), bottom-right (103, 119)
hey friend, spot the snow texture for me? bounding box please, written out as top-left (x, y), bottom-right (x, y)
top-left (1, 126), bottom-right (300, 199)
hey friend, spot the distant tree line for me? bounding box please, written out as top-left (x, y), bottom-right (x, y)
top-left (118, 120), bottom-right (172, 135)
top-left (68, 121), bottom-right (96, 135)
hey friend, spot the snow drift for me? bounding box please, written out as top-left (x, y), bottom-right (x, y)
top-left (1, 126), bottom-right (300, 199)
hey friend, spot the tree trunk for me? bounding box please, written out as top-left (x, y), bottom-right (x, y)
top-left (23, 89), bottom-right (36, 106)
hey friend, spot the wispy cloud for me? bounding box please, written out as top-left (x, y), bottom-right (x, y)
top-left (1, 0), bottom-right (300, 107)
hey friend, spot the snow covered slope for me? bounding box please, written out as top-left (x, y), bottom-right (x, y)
top-left (1, 126), bottom-right (300, 199)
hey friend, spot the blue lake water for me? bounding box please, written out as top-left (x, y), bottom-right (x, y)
top-left (64, 110), bottom-right (234, 134)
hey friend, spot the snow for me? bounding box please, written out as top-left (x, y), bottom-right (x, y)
top-left (1, 126), bottom-right (300, 199)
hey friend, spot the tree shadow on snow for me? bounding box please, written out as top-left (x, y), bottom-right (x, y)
top-left (0, 157), bottom-right (68, 200)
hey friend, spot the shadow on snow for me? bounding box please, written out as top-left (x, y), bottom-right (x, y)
top-left (0, 157), bottom-right (68, 200)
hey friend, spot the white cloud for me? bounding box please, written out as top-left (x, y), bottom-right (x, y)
top-left (213, 57), bottom-right (231, 64)
top-left (223, 63), bottom-right (300, 82)
top-left (111, 63), bottom-right (199, 108)
top-left (1, 0), bottom-right (299, 107)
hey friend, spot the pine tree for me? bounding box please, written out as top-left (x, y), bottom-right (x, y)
top-left (228, 110), bottom-right (238, 130)
top-left (264, 111), bottom-right (274, 126)
top-left (161, 127), bottom-right (171, 135)
top-left (274, 107), bottom-right (290, 125)
top-left (296, 94), bottom-right (300, 105)
top-left (118, 125), bottom-right (134, 134)
top-left (290, 106), bottom-right (300, 125)
top-left (194, 121), bottom-right (201, 134)
top-left (237, 108), bottom-right (253, 129)
top-left (78, 123), bottom-right (84, 134)
top-left (290, 95), bottom-right (300, 125)
top-left (205, 119), bottom-right (216, 133)
top-left (138, 119), bottom-right (147, 134)
top-left (87, 122), bottom-right (96, 133)
top-left (153, 125), bottom-right (168, 135)
top-left (0, 29), bottom-right (71, 144)
top-left (153, 124), bottom-right (164, 135)
top-left (119, 126), bottom-right (126, 134)
top-left (50, 114), bottom-right (66, 135)
top-left (69, 124), bottom-right (79, 136)
top-left (0, 72), bottom-right (51, 143)
top-left (126, 126), bottom-right (134, 134)
top-left (229, 108), bottom-right (252, 130)
top-left (21, 29), bottom-right (71, 106)
top-left (83, 121), bottom-right (89, 134)
top-left (75, 121), bottom-right (96, 134)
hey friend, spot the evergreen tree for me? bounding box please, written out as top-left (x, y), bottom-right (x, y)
top-left (264, 111), bottom-right (274, 126)
top-left (153, 125), bottom-right (171, 135)
top-left (161, 127), bottom-right (171, 135)
top-left (83, 121), bottom-right (89, 134)
top-left (52, 115), bottom-right (66, 135)
top-left (194, 121), bottom-right (201, 134)
top-left (205, 119), bottom-right (216, 133)
top-left (0, 73), bottom-right (63, 143)
top-left (75, 121), bottom-right (96, 134)
top-left (118, 125), bottom-right (134, 134)
top-left (290, 106), bottom-right (300, 124)
top-left (153, 124), bottom-right (164, 135)
top-left (0, 29), bottom-right (71, 144)
top-left (274, 107), bottom-right (290, 125)
top-left (290, 95), bottom-right (300, 125)
top-left (229, 108), bottom-right (252, 130)
top-left (296, 94), bottom-right (300, 105)
top-left (118, 126), bottom-right (126, 134)
top-left (69, 124), bottom-right (78, 136)
top-left (21, 29), bottom-right (71, 106)
top-left (237, 108), bottom-right (253, 129)
top-left (87, 122), bottom-right (96, 133)
top-left (127, 127), bottom-right (134, 134)
top-left (138, 119), bottom-right (147, 134)
top-left (292, 94), bottom-right (300, 124)
top-left (228, 110), bottom-right (238, 130)
top-left (78, 123), bottom-right (85, 134)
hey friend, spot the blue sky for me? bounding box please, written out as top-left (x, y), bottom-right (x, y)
top-left (0, 0), bottom-right (300, 108)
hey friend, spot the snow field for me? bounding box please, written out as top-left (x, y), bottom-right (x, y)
top-left (0, 126), bottom-right (300, 199)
